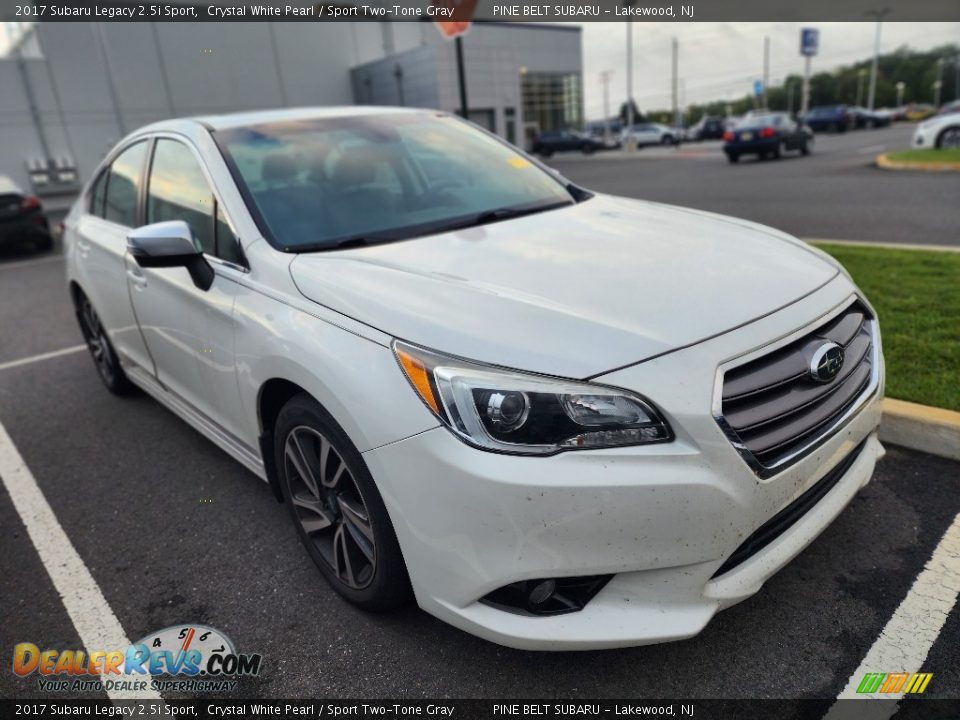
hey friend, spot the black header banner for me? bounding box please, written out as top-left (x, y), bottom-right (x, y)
top-left (2, 0), bottom-right (960, 22)
top-left (4, 699), bottom-right (960, 720)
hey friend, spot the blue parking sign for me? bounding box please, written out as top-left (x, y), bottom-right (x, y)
top-left (801, 28), bottom-right (819, 57)
top-left (753, 80), bottom-right (764, 97)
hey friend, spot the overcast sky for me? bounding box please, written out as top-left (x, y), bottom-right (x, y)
top-left (2, 20), bottom-right (957, 119)
top-left (579, 22), bottom-right (960, 118)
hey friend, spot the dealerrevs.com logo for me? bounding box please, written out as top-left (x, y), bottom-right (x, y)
top-left (12, 625), bottom-right (263, 693)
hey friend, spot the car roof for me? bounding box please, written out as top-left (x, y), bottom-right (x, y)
top-left (0, 175), bottom-right (21, 194)
top-left (193, 106), bottom-right (423, 131)
top-left (130, 106), bottom-right (428, 138)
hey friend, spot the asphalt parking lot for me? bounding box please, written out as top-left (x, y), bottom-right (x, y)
top-left (1, 125), bottom-right (959, 702)
top-left (551, 124), bottom-right (960, 246)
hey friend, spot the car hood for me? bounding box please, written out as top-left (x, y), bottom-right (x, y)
top-left (289, 195), bottom-right (838, 378)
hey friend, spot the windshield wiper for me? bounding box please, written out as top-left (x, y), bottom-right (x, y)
top-left (443, 201), bottom-right (574, 233)
top-left (290, 235), bottom-right (399, 253)
top-left (473, 201), bottom-right (574, 226)
top-left (291, 201), bottom-right (574, 253)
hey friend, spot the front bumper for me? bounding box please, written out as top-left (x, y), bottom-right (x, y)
top-left (912, 125), bottom-right (932, 148)
top-left (364, 277), bottom-right (885, 650)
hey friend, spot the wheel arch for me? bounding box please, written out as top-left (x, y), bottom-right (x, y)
top-left (936, 124), bottom-right (960, 148)
top-left (68, 280), bottom-right (85, 306)
top-left (256, 377), bottom-right (311, 503)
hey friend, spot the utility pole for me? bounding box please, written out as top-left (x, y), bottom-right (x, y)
top-left (896, 81), bottom-right (905, 107)
top-left (856, 68), bottom-right (866, 106)
top-left (866, 7), bottom-right (890, 111)
top-left (600, 70), bottom-right (612, 141)
top-left (671, 37), bottom-right (678, 131)
top-left (762, 36), bottom-right (770, 110)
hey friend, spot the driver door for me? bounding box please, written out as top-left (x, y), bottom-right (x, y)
top-left (126, 136), bottom-right (248, 443)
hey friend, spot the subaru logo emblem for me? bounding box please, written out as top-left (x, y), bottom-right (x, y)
top-left (809, 341), bottom-right (845, 383)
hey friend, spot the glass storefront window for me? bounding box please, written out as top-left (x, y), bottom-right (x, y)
top-left (521, 73), bottom-right (583, 134)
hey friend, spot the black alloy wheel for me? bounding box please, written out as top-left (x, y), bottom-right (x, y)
top-left (936, 127), bottom-right (960, 149)
top-left (275, 394), bottom-right (411, 610)
top-left (75, 292), bottom-right (133, 395)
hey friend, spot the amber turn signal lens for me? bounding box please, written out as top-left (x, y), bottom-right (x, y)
top-left (395, 346), bottom-right (440, 415)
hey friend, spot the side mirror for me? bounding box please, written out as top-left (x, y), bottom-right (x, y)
top-left (127, 221), bottom-right (214, 291)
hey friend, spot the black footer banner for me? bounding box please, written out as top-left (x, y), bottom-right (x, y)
top-left (4, 699), bottom-right (960, 720)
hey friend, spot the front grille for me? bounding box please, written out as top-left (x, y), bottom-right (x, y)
top-left (711, 439), bottom-right (867, 578)
top-left (718, 301), bottom-right (876, 473)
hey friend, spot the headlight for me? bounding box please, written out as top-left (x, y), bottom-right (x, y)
top-left (394, 341), bottom-right (672, 455)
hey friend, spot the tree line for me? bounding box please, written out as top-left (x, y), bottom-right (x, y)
top-left (617, 43), bottom-right (960, 126)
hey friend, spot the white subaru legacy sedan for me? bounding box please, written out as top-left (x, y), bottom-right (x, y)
top-left (64, 107), bottom-right (884, 650)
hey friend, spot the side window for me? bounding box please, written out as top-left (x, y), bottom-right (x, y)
top-left (215, 204), bottom-right (242, 265)
top-left (147, 139), bottom-right (215, 255)
top-left (90, 170), bottom-right (108, 218)
top-left (104, 141), bottom-right (147, 226)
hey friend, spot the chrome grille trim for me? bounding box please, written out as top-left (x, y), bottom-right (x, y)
top-left (713, 297), bottom-right (881, 478)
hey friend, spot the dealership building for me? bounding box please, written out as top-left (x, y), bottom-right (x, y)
top-left (0, 19), bottom-right (582, 201)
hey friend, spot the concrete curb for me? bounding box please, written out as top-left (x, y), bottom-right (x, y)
top-left (875, 153), bottom-right (960, 172)
top-left (806, 239), bottom-right (960, 253)
top-left (881, 398), bottom-right (960, 462)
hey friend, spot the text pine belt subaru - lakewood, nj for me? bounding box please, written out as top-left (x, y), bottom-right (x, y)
top-left (64, 107), bottom-right (884, 650)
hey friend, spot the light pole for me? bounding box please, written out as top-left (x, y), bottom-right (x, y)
top-left (865, 7), bottom-right (890, 111)
top-left (856, 68), bottom-right (866, 106)
top-left (762, 36), bottom-right (770, 110)
top-left (600, 70), bottom-right (612, 142)
top-left (896, 81), bottom-right (905, 107)
top-left (934, 58), bottom-right (945, 108)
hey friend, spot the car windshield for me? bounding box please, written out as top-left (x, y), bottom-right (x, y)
top-left (735, 114), bottom-right (783, 129)
top-left (215, 113), bottom-right (575, 251)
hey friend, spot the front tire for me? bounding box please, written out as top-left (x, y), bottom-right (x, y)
top-left (275, 394), bottom-right (412, 611)
top-left (936, 126), bottom-right (960, 149)
top-left (74, 291), bottom-right (133, 395)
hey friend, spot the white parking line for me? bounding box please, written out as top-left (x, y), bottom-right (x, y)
top-left (823, 512), bottom-right (960, 719)
top-left (0, 345), bottom-right (86, 373)
top-left (0, 420), bottom-right (162, 701)
top-left (0, 254), bottom-right (64, 272)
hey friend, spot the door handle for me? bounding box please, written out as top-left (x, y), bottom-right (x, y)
top-left (127, 266), bottom-right (147, 289)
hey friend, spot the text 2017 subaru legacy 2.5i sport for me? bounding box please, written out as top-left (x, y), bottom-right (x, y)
top-left (64, 108), bottom-right (884, 650)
